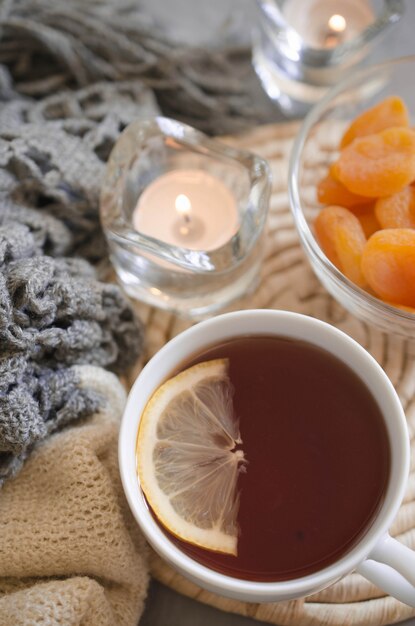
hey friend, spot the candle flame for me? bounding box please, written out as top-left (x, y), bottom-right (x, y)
top-left (175, 194), bottom-right (191, 217)
top-left (328, 14), bottom-right (346, 33)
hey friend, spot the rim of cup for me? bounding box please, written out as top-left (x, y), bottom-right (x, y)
top-left (119, 309), bottom-right (409, 599)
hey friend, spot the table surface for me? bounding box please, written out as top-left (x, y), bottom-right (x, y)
top-left (138, 1), bottom-right (415, 624)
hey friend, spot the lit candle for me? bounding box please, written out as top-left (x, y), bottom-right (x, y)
top-left (133, 170), bottom-right (239, 251)
top-left (324, 13), bottom-right (347, 48)
top-left (283, 0), bottom-right (374, 50)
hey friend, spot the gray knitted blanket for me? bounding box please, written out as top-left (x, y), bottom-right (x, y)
top-left (0, 0), bottom-right (265, 485)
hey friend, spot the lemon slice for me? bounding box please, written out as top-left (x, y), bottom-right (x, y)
top-left (136, 358), bottom-right (245, 555)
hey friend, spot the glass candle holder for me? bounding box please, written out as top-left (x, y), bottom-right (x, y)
top-left (100, 117), bottom-right (271, 319)
top-left (253, 0), bottom-right (404, 117)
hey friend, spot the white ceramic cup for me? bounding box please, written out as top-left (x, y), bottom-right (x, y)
top-left (119, 310), bottom-right (415, 605)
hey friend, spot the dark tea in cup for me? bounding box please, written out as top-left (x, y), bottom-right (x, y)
top-left (123, 310), bottom-right (415, 604)
top-left (138, 334), bottom-right (390, 582)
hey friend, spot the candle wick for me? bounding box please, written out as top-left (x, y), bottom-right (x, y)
top-left (184, 213), bottom-right (191, 224)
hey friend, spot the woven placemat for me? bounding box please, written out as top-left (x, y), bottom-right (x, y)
top-left (127, 122), bottom-right (415, 626)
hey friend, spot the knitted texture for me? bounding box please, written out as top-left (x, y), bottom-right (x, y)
top-left (0, 120), bottom-right (146, 477)
top-left (0, 0), bottom-right (165, 484)
top-left (0, 221), bottom-right (144, 484)
top-left (0, 366), bottom-right (149, 626)
top-left (0, 0), bottom-right (264, 135)
top-left (0, 90), bottom-right (159, 265)
top-left (0, 359), bottom-right (99, 485)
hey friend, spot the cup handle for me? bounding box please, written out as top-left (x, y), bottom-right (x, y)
top-left (356, 533), bottom-right (415, 607)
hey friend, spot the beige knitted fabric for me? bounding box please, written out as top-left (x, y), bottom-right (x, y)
top-left (0, 366), bottom-right (149, 626)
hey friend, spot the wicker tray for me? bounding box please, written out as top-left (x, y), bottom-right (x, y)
top-left (127, 122), bottom-right (415, 626)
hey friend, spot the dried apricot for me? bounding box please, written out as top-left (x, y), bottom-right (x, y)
top-left (317, 171), bottom-right (368, 208)
top-left (341, 96), bottom-right (409, 148)
top-left (315, 206), bottom-right (367, 287)
top-left (357, 205), bottom-right (380, 238)
top-left (332, 128), bottom-right (415, 198)
top-left (375, 186), bottom-right (415, 229)
top-left (361, 229), bottom-right (415, 307)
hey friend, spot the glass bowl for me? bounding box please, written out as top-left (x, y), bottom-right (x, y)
top-left (289, 56), bottom-right (415, 339)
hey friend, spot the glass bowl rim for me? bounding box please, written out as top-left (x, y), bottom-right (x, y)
top-left (288, 55), bottom-right (415, 325)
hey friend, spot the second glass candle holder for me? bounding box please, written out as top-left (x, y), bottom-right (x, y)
top-left (100, 117), bottom-right (271, 319)
top-left (253, 0), bottom-right (404, 117)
